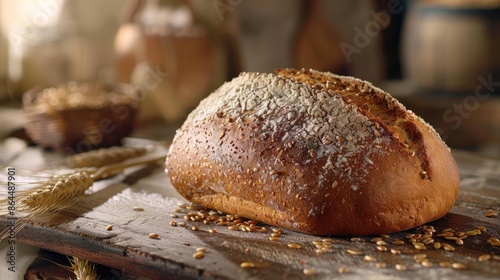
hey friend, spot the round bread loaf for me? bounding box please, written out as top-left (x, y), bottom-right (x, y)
top-left (166, 68), bottom-right (460, 236)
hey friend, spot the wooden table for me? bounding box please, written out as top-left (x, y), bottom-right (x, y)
top-left (0, 140), bottom-right (499, 280)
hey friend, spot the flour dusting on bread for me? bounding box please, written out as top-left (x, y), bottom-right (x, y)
top-left (181, 72), bottom-right (391, 191)
top-left (167, 69), bottom-right (460, 236)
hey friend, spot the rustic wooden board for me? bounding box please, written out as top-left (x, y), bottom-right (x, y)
top-left (1, 148), bottom-right (500, 280)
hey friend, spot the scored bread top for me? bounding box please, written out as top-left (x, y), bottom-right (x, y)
top-left (276, 68), bottom-right (440, 179)
top-left (167, 68), bottom-right (459, 235)
top-left (182, 68), bottom-right (426, 188)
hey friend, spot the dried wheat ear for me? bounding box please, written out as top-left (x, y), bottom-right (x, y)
top-left (70, 256), bottom-right (99, 280)
top-left (65, 146), bottom-right (148, 168)
top-left (1, 148), bottom-right (167, 217)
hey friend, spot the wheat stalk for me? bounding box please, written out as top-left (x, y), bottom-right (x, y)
top-left (0, 151), bottom-right (166, 240)
top-left (65, 146), bottom-right (147, 168)
top-left (18, 170), bottom-right (94, 215)
top-left (1, 153), bottom-right (166, 216)
top-left (70, 256), bottom-right (99, 280)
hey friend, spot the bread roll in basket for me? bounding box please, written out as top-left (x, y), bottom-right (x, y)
top-left (166, 68), bottom-right (460, 236)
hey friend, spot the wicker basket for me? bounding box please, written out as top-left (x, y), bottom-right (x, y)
top-left (23, 83), bottom-right (140, 153)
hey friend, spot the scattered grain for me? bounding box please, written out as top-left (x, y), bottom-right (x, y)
top-left (347, 249), bottom-right (363, 255)
top-left (413, 254), bottom-right (427, 261)
top-left (133, 207), bottom-right (144, 211)
top-left (303, 268), bottom-right (315, 276)
top-left (478, 254), bottom-right (491, 262)
top-left (414, 244), bottom-right (426, 250)
top-left (421, 261), bottom-right (433, 267)
top-left (376, 262), bottom-right (387, 268)
top-left (272, 228), bottom-right (284, 234)
top-left (392, 240), bottom-right (405, 245)
top-left (288, 243), bottom-right (302, 249)
top-left (228, 225), bottom-right (238, 231)
top-left (364, 255), bottom-right (376, 262)
top-left (338, 266), bottom-right (348, 274)
top-left (466, 230), bottom-right (478, 236)
top-left (148, 233), bottom-right (159, 239)
top-left (442, 243), bottom-right (455, 251)
top-left (422, 238), bottom-right (434, 245)
top-left (451, 263), bottom-right (466, 270)
top-left (439, 261), bottom-right (451, 268)
top-left (390, 249), bottom-right (401, 255)
top-left (376, 246), bottom-right (388, 252)
top-left (315, 248), bottom-right (325, 254)
top-left (193, 251), bottom-right (204, 259)
top-left (488, 238), bottom-right (499, 244)
top-left (485, 210), bottom-right (498, 217)
top-left (106, 225), bottom-right (113, 231)
top-left (395, 264), bottom-right (407, 271)
top-left (240, 262), bottom-right (257, 268)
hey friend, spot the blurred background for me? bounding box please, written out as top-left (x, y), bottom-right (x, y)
top-left (0, 0), bottom-right (499, 156)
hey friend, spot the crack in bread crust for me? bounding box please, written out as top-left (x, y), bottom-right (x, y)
top-left (166, 69), bottom-right (460, 235)
top-left (276, 68), bottom-right (432, 179)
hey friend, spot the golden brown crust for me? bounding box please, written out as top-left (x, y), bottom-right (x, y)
top-left (166, 69), bottom-right (460, 236)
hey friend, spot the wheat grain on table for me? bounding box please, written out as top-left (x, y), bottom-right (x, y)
top-left (0, 144), bottom-right (499, 280)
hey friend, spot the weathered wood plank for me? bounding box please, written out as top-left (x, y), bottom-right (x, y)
top-left (0, 149), bottom-right (499, 280)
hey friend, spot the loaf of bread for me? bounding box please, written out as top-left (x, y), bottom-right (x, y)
top-left (166, 68), bottom-right (460, 236)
